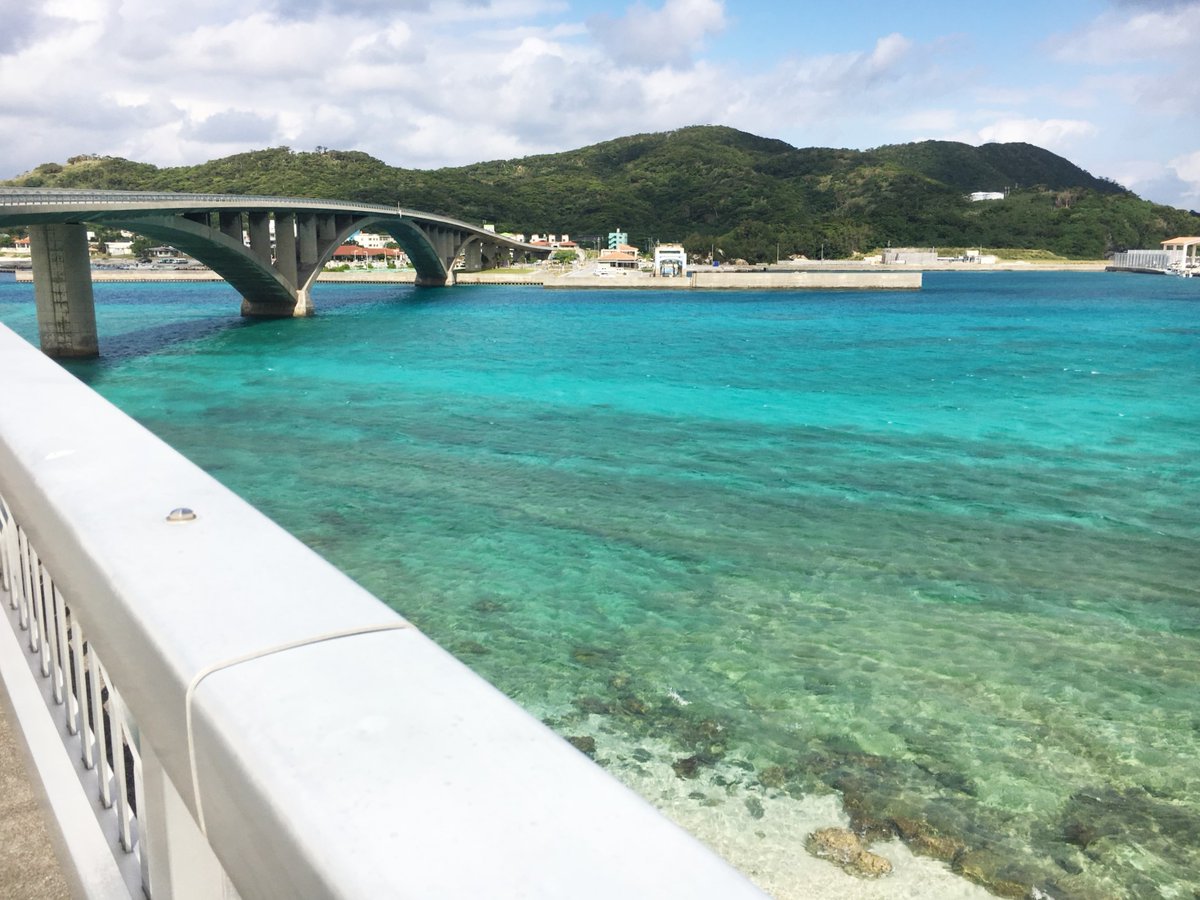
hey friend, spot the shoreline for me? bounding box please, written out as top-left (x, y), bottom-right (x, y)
top-left (6, 258), bottom-right (1109, 288)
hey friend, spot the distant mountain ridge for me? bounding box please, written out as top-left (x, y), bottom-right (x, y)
top-left (870, 139), bottom-right (1123, 194)
top-left (5, 125), bottom-right (1194, 260)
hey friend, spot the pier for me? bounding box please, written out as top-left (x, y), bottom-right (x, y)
top-left (1106, 236), bottom-right (1200, 276)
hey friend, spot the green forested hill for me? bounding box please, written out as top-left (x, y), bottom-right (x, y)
top-left (7, 126), bottom-right (1195, 260)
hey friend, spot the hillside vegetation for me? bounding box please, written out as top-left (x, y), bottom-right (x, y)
top-left (7, 127), bottom-right (1196, 261)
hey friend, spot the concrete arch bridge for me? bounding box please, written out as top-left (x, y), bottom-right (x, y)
top-left (0, 188), bottom-right (549, 357)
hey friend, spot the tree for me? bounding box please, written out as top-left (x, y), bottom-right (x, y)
top-left (130, 236), bottom-right (157, 260)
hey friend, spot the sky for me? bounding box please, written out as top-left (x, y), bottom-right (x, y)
top-left (2, 0), bottom-right (1198, 210)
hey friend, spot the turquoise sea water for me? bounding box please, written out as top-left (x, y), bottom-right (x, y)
top-left (2, 274), bottom-right (1197, 898)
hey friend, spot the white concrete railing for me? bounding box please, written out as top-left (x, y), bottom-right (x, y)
top-left (0, 322), bottom-right (766, 900)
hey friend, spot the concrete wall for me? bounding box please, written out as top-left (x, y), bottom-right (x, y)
top-left (541, 271), bottom-right (922, 290)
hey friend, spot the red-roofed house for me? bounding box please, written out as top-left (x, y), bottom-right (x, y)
top-left (597, 247), bottom-right (639, 270)
top-left (329, 245), bottom-right (408, 266)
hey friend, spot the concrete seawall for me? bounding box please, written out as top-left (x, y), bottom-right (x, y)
top-left (14, 269), bottom-right (921, 290)
top-left (465, 271), bottom-right (923, 290)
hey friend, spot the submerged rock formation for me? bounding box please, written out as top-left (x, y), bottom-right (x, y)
top-left (804, 827), bottom-right (893, 879)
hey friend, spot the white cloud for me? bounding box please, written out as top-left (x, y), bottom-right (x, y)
top-left (41, 0), bottom-right (109, 22)
top-left (868, 33), bottom-right (912, 72)
top-left (0, 0), bottom-right (945, 176)
top-left (1168, 150), bottom-right (1200, 202)
top-left (976, 118), bottom-right (1099, 151)
top-left (1109, 157), bottom-right (1200, 210)
top-left (1052, 2), bottom-right (1200, 62)
top-left (588, 0), bottom-right (726, 69)
top-left (1169, 150), bottom-right (1200, 183)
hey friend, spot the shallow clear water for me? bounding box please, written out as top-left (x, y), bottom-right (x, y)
top-left (3, 273), bottom-right (1197, 898)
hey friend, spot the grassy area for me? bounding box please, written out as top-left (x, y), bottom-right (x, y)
top-left (982, 248), bottom-right (1077, 262)
top-left (866, 247), bottom-right (1104, 262)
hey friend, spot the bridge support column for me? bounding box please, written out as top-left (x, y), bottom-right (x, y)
top-left (28, 223), bottom-right (98, 358)
top-left (219, 211), bottom-right (242, 243)
top-left (297, 214), bottom-right (318, 269)
top-left (273, 213), bottom-right (311, 316)
top-left (248, 213), bottom-right (272, 265)
top-left (462, 240), bottom-right (482, 270)
top-left (412, 225), bottom-right (455, 286)
top-left (275, 213), bottom-right (297, 284)
top-left (316, 214), bottom-right (338, 245)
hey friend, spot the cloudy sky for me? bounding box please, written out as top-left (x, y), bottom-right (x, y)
top-left (3, 0), bottom-right (1198, 209)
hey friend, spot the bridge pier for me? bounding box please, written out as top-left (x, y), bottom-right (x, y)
top-left (239, 212), bottom-right (315, 318)
top-left (28, 223), bottom-right (98, 358)
top-left (461, 239), bottom-right (482, 270)
top-left (240, 295), bottom-right (306, 318)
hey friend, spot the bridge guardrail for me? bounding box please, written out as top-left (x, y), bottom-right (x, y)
top-left (0, 321), bottom-right (765, 899)
top-left (0, 187), bottom-right (423, 221)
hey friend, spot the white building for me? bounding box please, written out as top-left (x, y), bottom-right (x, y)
top-left (353, 231), bottom-right (395, 250)
top-left (653, 243), bottom-right (688, 277)
top-left (969, 191), bottom-right (1005, 202)
top-left (1162, 236), bottom-right (1200, 273)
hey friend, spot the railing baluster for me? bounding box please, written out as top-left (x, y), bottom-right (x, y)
top-left (131, 739), bottom-right (149, 890)
top-left (14, 527), bottom-right (26, 617)
top-left (35, 555), bottom-right (54, 677)
top-left (0, 499), bottom-right (10, 595)
top-left (68, 608), bottom-right (83, 736)
top-left (19, 529), bottom-right (34, 638)
top-left (80, 637), bottom-right (96, 769)
top-left (84, 643), bottom-right (104, 787)
top-left (110, 694), bottom-right (135, 852)
top-left (52, 584), bottom-right (69, 706)
top-left (94, 659), bottom-right (114, 808)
